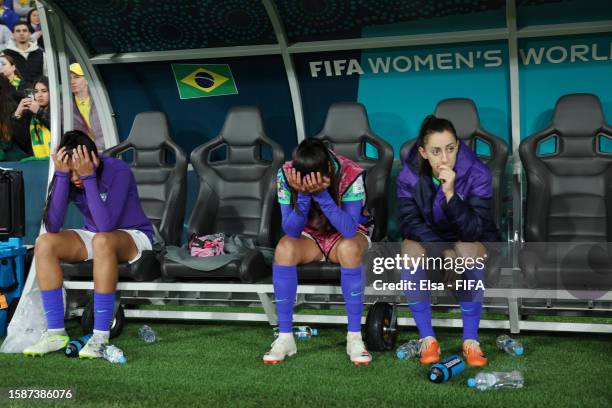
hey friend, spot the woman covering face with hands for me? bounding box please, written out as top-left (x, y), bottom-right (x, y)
top-left (396, 115), bottom-right (500, 367)
top-left (23, 130), bottom-right (154, 360)
top-left (263, 139), bottom-right (372, 365)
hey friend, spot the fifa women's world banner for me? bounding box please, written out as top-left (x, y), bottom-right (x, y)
top-left (307, 41), bottom-right (612, 77)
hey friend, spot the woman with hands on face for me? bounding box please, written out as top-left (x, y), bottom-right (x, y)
top-left (23, 130), bottom-right (154, 360)
top-left (396, 115), bottom-right (500, 367)
top-left (263, 139), bottom-right (372, 366)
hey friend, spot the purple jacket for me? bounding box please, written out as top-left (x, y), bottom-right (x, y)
top-left (46, 156), bottom-right (153, 241)
top-left (397, 140), bottom-right (499, 243)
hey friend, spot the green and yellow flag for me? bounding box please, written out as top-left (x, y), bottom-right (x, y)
top-left (172, 64), bottom-right (238, 99)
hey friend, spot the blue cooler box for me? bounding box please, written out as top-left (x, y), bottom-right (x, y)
top-left (0, 238), bottom-right (26, 337)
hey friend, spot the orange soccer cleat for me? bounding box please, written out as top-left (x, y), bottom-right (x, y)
top-left (419, 336), bottom-right (441, 364)
top-left (463, 339), bottom-right (488, 367)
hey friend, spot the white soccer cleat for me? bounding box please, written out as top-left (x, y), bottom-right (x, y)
top-left (263, 333), bottom-right (297, 364)
top-left (79, 334), bottom-right (108, 359)
top-left (346, 332), bottom-right (372, 365)
top-left (23, 332), bottom-right (69, 356)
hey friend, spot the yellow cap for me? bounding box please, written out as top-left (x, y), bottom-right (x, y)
top-left (69, 63), bottom-right (84, 76)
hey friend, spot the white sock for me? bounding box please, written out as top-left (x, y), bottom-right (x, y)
top-left (347, 331), bottom-right (362, 338)
top-left (278, 332), bottom-right (293, 338)
top-left (48, 328), bottom-right (67, 336)
top-left (93, 329), bottom-right (110, 342)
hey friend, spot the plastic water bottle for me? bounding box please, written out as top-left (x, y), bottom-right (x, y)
top-left (101, 344), bottom-right (127, 364)
top-left (396, 339), bottom-right (420, 360)
top-left (429, 355), bottom-right (465, 383)
top-left (138, 325), bottom-right (157, 343)
top-left (468, 371), bottom-right (524, 390)
top-left (64, 334), bottom-right (92, 358)
top-left (273, 326), bottom-right (318, 340)
top-left (496, 335), bottom-right (524, 356)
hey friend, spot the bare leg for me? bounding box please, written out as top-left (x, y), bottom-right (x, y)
top-left (91, 231), bottom-right (138, 293)
top-left (34, 231), bottom-right (88, 290)
top-left (274, 235), bottom-right (324, 266)
top-left (327, 234), bottom-right (369, 267)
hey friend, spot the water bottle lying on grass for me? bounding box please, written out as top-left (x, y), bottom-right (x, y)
top-left (496, 334), bottom-right (524, 356)
top-left (273, 326), bottom-right (318, 340)
top-left (395, 339), bottom-right (420, 360)
top-left (101, 344), bottom-right (127, 364)
top-left (468, 371), bottom-right (524, 390)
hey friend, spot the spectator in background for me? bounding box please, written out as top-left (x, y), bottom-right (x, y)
top-left (0, 23), bottom-right (11, 51)
top-left (26, 7), bottom-right (43, 49)
top-left (70, 63), bottom-right (104, 151)
top-left (12, 0), bottom-right (33, 19)
top-left (12, 75), bottom-right (50, 159)
top-left (3, 21), bottom-right (45, 83)
top-left (1, 53), bottom-right (29, 101)
top-left (0, 0), bottom-right (19, 31)
top-left (0, 75), bottom-right (27, 161)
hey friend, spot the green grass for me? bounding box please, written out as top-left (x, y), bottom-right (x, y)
top-left (1, 317), bottom-right (611, 408)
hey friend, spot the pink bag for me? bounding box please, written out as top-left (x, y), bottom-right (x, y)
top-left (188, 233), bottom-right (225, 257)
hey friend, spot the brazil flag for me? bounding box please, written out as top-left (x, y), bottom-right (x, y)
top-left (172, 64), bottom-right (238, 99)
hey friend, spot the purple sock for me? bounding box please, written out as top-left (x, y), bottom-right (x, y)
top-left (402, 267), bottom-right (435, 338)
top-left (457, 266), bottom-right (485, 341)
top-left (341, 266), bottom-right (364, 333)
top-left (40, 288), bottom-right (64, 330)
top-left (93, 292), bottom-right (116, 332)
top-left (460, 302), bottom-right (483, 341)
top-left (272, 263), bottom-right (297, 333)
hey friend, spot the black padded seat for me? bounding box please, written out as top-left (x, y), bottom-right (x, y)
top-left (297, 103), bottom-right (394, 282)
top-left (161, 106), bottom-right (284, 283)
top-left (62, 112), bottom-right (187, 282)
top-left (400, 98), bottom-right (508, 230)
top-left (519, 94), bottom-right (612, 289)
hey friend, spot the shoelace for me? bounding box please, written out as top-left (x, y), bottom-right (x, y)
top-left (464, 340), bottom-right (483, 355)
top-left (349, 338), bottom-right (369, 355)
top-left (419, 337), bottom-right (436, 354)
top-left (267, 337), bottom-right (286, 353)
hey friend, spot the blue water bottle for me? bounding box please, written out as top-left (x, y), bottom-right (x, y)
top-left (65, 334), bottom-right (92, 358)
top-left (428, 355), bottom-right (465, 383)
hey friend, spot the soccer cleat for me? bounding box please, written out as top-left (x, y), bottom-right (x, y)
top-left (79, 334), bottom-right (108, 359)
top-left (346, 332), bottom-right (372, 365)
top-left (419, 336), bottom-right (441, 364)
top-left (263, 334), bottom-right (297, 364)
top-left (463, 339), bottom-right (488, 367)
top-left (23, 332), bottom-right (69, 356)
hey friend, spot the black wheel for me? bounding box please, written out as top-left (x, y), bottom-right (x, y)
top-left (365, 302), bottom-right (397, 351)
top-left (81, 299), bottom-right (125, 339)
top-left (111, 305), bottom-right (125, 339)
top-left (7, 297), bottom-right (19, 323)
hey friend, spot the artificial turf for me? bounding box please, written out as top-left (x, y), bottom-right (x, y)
top-left (1, 314), bottom-right (611, 408)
